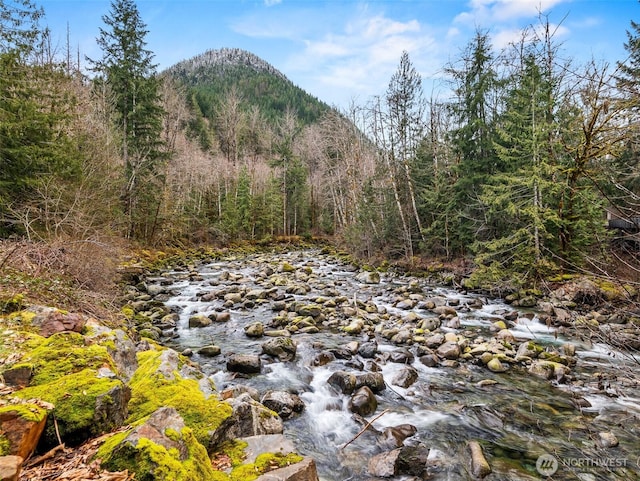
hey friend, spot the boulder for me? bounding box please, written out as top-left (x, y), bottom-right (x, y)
top-left (355, 271), bottom-right (380, 284)
top-left (436, 341), bottom-right (461, 360)
top-left (255, 457), bottom-right (319, 481)
top-left (368, 446), bottom-right (429, 478)
top-left (210, 394), bottom-right (283, 445)
top-left (261, 391), bottom-right (305, 419)
top-left (188, 314), bottom-right (212, 328)
top-left (99, 407), bottom-right (216, 480)
top-left (358, 342), bottom-right (378, 359)
top-left (355, 372), bottom-right (386, 393)
top-left (1, 367), bottom-right (32, 389)
top-left (245, 322), bottom-right (265, 338)
top-left (348, 386), bottom-right (377, 416)
top-left (378, 424), bottom-right (417, 449)
top-left (388, 349), bottom-right (414, 364)
top-left (0, 456), bottom-right (23, 481)
top-left (468, 440), bottom-right (491, 478)
top-left (34, 309), bottom-right (86, 338)
top-left (486, 358), bottom-right (508, 373)
top-left (262, 338), bottom-right (297, 362)
top-left (198, 345), bottom-right (221, 357)
top-left (0, 404), bottom-right (48, 459)
top-left (227, 354), bottom-right (262, 374)
top-left (391, 366), bottom-right (419, 388)
top-left (327, 371), bottom-right (357, 394)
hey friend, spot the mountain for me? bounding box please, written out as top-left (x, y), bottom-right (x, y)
top-left (164, 48), bottom-right (332, 125)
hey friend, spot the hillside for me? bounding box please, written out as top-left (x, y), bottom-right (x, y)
top-left (165, 47), bottom-right (332, 125)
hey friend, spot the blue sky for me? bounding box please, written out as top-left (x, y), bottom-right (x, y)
top-left (37, 0), bottom-right (639, 109)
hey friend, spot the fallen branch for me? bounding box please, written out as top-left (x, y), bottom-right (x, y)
top-left (25, 443), bottom-right (66, 467)
top-left (340, 409), bottom-right (389, 451)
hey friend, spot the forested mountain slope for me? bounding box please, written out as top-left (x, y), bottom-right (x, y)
top-left (165, 47), bottom-right (331, 125)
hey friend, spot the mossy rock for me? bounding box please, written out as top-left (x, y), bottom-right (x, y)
top-left (127, 349), bottom-right (232, 445)
top-left (14, 368), bottom-right (128, 447)
top-left (6, 331), bottom-right (117, 386)
top-left (98, 416), bottom-right (215, 481)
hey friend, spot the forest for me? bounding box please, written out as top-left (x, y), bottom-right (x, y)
top-left (1, 0), bottom-right (640, 289)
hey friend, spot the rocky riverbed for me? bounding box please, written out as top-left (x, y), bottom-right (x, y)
top-left (121, 248), bottom-right (640, 481)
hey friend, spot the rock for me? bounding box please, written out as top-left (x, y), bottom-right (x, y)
top-left (528, 360), bottom-right (569, 382)
top-left (355, 372), bottom-right (386, 393)
top-left (312, 351), bottom-right (335, 366)
top-left (1, 366), bottom-right (32, 389)
top-left (486, 357), bottom-right (508, 373)
top-left (358, 342), bottom-right (378, 358)
top-left (261, 391), bottom-right (305, 419)
top-left (468, 440), bottom-right (491, 478)
top-left (188, 314), bottom-right (212, 328)
top-left (255, 457), bottom-right (319, 481)
top-left (36, 310), bottom-right (86, 338)
top-left (262, 337), bottom-right (297, 362)
top-left (327, 371), bottom-right (357, 394)
top-left (368, 446), bottom-right (429, 478)
top-left (368, 449), bottom-right (400, 477)
top-left (391, 366), bottom-right (419, 388)
top-left (227, 354), bottom-right (262, 374)
top-left (99, 407), bottom-right (216, 480)
top-left (242, 434), bottom-right (295, 463)
top-left (210, 394), bottom-right (283, 445)
top-left (198, 345), bottom-right (221, 357)
top-left (378, 424), bottom-right (417, 449)
top-left (388, 349), bottom-right (414, 364)
top-left (355, 271), bottom-right (380, 284)
top-left (342, 319), bottom-right (364, 335)
top-left (420, 317), bottom-right (441, 332)
top-left (215, 312), bottom-right (231, 323)
top-left (0, 404), bottom-right (47, 459)
top-left (424, 333), bottom-right (445, 348)
top-left (296, 304), bottom-right (322, 317)
top-left (436, 341), bottom-right (461, 360)
top-left (348, 386), bottom-right (377, 416)
top-left (433, 305), bottom-right (457, 317)
top-left (245, 322), bottom-right (265, 338)
top-left (0, 455), bottom-right (23, 481)
top-left (220, 385), bottom-right (260, 401)
top-left (516, 341), bottom-right (542, 360)
top-left (598, 431), bottom-right (619, 448)
top-left (419, 354), bottom-right (439, 367)
top-left (391, 329), bottom-right (412, 344)
top-left (496, 329), bottom-right (515, 343)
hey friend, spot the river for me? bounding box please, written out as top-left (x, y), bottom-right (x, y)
top-left (145, 249), bottom-right (640, 481)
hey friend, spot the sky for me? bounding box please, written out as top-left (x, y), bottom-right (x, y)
top-left (36, 0), bottom-right (639, 109)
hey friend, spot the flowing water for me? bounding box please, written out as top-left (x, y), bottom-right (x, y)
top-left (151, 250), bottom-right (640, 481)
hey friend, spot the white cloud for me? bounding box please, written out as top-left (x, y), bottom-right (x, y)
top-left (286, 11), bottom-right (439, 104)
top-left (264, 0), bottom-right (282, 6)
top-left (456, 0), bottom-right (570, 25)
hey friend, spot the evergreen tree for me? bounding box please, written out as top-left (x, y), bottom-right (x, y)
top-left (89, 0), bottom-right (166, 241)
top-left (0, 0), bottom-right (80, 236)
top-left (477, 51), bottom-right (562, 277)
top-left (446, 30), bottom-right (501, 254)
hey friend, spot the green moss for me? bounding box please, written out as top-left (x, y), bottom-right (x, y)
top-left (127, 350), bottom-right (232, 444)
top-left (99, 425), bottom-right (216, 481)
top-left (0, 435), bottom-right (10, 456)
top-left (216, 440), bottom-right (249, 467)
top-left (0, 403), bottom-right (47, 423)
top-left (229, 452), bottom-right (304, 481)
top-left (14, 368), bottom-right (122, 439)
top-left (11, 331), bottom-right (116, 386)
